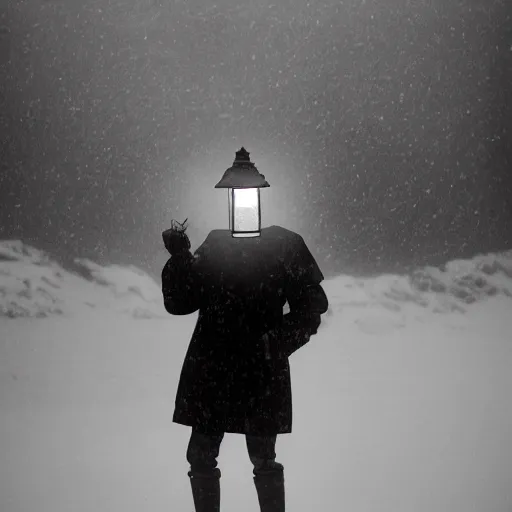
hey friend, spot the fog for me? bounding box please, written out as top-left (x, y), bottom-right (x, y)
top-left (1, 0), bottom-right (511, 277)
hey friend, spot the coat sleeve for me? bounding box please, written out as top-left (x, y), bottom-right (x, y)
top-left (161, 251), bottom-right (201, 315)
top-left (277, 234), bottom-right (329, 358)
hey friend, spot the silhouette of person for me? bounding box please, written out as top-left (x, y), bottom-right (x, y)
top-left (161, 171), bottom-right (328, 512)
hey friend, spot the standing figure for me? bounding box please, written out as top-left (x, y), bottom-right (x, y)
top-left (161, 148), bottom-right (328, 512)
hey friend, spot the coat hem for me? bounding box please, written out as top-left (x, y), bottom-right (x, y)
top-left (172, 418), bottom-right (292, 435)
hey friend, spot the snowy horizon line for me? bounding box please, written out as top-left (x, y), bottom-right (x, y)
top-left (1, 238), bottom-right (512, 320)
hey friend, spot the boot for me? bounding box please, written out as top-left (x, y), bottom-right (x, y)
top-left (188, 470), bottom-right (221, 512)
top-left (253, 472), bottom-right (285, 512)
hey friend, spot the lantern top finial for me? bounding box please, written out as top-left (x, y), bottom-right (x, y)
top-left (214, 147), bottom-right (270, 189)
top-left (235, 147), bottom-right (250, 163)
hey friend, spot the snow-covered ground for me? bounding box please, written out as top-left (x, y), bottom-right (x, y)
top-left (1, 241), bottom-right (511, 512)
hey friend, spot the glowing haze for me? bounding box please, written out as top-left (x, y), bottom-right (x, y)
top-left (1, 0), bottom-right (511, 277)
top-left (172, 143), bottom-right (303, 250)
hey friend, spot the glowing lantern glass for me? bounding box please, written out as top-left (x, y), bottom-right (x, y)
top-left (228, 187), bottom-right (260, 236)
top-left (215, 148), bottom-right (270, 238)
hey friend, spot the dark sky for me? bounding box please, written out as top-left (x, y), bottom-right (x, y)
top-left (1, 0), bottom-right (511, 278)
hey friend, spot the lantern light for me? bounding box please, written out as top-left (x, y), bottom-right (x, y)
top-left (215, 148), bottom-right (269, 238)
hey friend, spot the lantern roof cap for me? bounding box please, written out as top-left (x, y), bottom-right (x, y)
top-left (214, 147), bottom-right (270, 188)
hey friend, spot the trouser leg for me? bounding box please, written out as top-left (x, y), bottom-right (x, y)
top-left (186, 430), bottom-right (224, 512)
top-left (246, 435), bottom-right (285, 512)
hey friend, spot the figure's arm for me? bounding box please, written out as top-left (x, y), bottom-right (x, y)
top-left (266, 233), bottom-right (329, 358)
top-left (161, 221), bottom-right (201, 315)
top-left (161, 252), bottom-right (201, 315)
top-left (278, 281), bottom-right (328, 357)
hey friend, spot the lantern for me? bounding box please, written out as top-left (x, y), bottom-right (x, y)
top-left (215, 147), bottom-right (270, 238)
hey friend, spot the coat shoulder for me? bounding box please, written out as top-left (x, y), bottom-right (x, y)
top-left (265, 225), bottom-right (300, 239)
top-left (263, 226), bottom-right (305, 251)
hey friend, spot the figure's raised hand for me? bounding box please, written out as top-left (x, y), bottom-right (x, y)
top-left (162, 218), bottom-right (191, 256)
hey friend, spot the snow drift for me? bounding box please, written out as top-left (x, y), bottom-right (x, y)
top-left (0, 240), bottom-right (166, 319)
top-left (323, 248), bottom-right (512, 320)
top-left (2, 239), bottom-right (511, 321)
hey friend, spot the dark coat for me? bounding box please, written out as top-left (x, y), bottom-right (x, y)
top-left (161, 225), bottom-right (328, 435)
